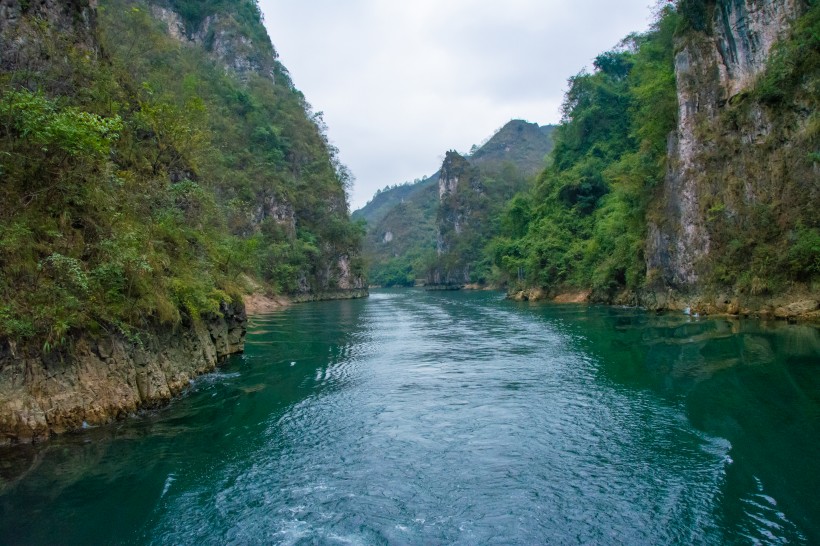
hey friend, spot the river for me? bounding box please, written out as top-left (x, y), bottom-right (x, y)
top-left (1, 290), bottom-right (819, 544)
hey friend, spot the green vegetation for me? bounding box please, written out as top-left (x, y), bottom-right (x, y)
top-left (357, 1), bottom-right (816, 300)
top-left (0, 0), bottom-right (363, 347)
top-left (355, 121), bottom-right (554, 287)
top-left (486, 1), bottom-right (818, 300)
top-left (354, 174), bottom-right (440, 288)
top-left (487, 8), bottom-right (679, 296)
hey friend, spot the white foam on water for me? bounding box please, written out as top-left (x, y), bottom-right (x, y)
top-left (160, 473), bottom-right (176, 498)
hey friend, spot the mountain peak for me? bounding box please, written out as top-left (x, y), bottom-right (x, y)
top-left (469, 120), bottom-right (555, 175)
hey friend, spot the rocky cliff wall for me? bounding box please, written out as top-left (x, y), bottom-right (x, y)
top-left (0, 0), bottom-right (98, 83)
top-left (429, 151), bottom-right (480, 285)
top-left (0, 0), bottom-right (97, 44)
top-left (713, 0), bottom-right (804, 97)
top-left (0, 303), bottom-right (246, 445)
top-left (646, 0), bottom-right (813, 293)
top-left (149, 3), bottom-right (277, 82)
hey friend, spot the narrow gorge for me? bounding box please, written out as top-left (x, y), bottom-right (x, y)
top-left (0, 1), bottom-right (818, 543)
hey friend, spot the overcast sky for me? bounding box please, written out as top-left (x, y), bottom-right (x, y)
top-left (258, 1), bottom-right (656, 210)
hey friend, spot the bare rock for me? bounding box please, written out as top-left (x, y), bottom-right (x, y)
top-left (0, 304), bottom-right (246, 445)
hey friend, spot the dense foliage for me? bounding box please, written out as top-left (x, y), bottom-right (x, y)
top-left (0, 0), bottom-right (363, 347)
top-left (487, 7), bottom-right (680, 296)
top-left (361, 180), bottom-right (439, 288)
top-left (486, 0), bottom-right (819, 299)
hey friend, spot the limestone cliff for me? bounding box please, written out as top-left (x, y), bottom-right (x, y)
top-left (646, 0), bottom-right (816, 305)
top-left (429, 151), bottom-right (482, 285)
top-left (0, 0), bottom-right (98, 79)
top-left (0, 304), bottom-right (245, 445)
top-left (149, 1), bottom-right (277, 82)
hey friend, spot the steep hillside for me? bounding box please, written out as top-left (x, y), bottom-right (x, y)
top-left (357, 120), bottom-right (554, 287)
top-left (0, 0), bottom-right (365, 442)
top-left (352, 174), bottom-right (439, 228)
top-left (492, 0), bottom-right (818, 319)
top-left (356, 177), bottom-right (440, 287)
top-left (99, 0), bottom-right (366, 298)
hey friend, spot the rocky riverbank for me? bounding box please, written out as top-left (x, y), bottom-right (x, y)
top-left (290, 289), bottom-right (370, 303)
top-left (0, 303), bottom-right (246, 445)
top-left (509, 288), bottom-right (820, 323)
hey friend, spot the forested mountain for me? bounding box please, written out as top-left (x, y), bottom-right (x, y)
top-left (355, 120), bottom-right (555, 287)
top-left (491, 0), bottom-right (819, 318)
top-left (0, 0), bottom-right (365, 346)
top-left (0, 0), bottom-right (365, 442)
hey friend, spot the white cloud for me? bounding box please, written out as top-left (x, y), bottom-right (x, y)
top-left (258, 0), bottom-right (654, 209)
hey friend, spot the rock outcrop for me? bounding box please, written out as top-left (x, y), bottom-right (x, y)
top-left (713, 0), bottom-right (805, 97)
top-left (0, 0), bottom-right (98, 77)
top-left (150, 3), bottom-right (277, 82)
top-left (0, 303), bottom-right (246, 445)
top-left (646, 0), bottom-right (813, 291)
top-left (0, 0), bottom-right (97, 42)
top-left (429, 151), bottom-right (482, 285)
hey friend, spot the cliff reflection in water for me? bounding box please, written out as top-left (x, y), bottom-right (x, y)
top-left (529, 304), bottom-right (820, 542)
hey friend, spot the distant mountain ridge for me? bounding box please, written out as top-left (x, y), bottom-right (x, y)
top-left (354, 120), bottom-right (555, 287)
top-left (470, 120), bottom-right (556, 173)
top-left (354, 120), bottom-right (554, 227)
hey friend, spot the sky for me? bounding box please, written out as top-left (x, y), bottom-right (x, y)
top-left (258, 1), bottom-right (657, 210)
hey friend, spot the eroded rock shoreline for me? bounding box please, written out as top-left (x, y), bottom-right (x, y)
top-left (510, 288), bottom-right (820, 323)
top-left (0, 303), bottom-right (246, 446)
top-left (0, 289), bottom-right (372, 446)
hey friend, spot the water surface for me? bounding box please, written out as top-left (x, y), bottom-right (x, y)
top-left (1, 290), bottom-right (819, 544)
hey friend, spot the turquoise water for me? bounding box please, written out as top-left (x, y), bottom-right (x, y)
top-left (1, 289), bottom-right (819, 544)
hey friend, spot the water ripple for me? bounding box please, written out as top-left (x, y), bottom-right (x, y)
top-left (0, 290), bottom-right (817, 545)
top-left (140, 290), bottom-right (815, 545)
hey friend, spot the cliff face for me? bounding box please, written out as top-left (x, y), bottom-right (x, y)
top-left (646, 0), bottom-right (816, 298)
top-left (0, 0), bottom-right (365, 442)
top-left (429, 151), bottom-right (481, 285)
top-left (713, 0), bottom-right (804, 97)
top-left (149, 2), bottom-right (277, 82)
top-left (0, 0), bottom-right (98, 85)
top-left (0, 0), bottom-right (97, 46)
top-left (0, 303), bottom-right (245, 445)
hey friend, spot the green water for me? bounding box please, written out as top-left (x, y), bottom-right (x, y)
top-left (1, 290), bottom-right (819, 544)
